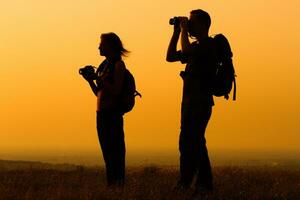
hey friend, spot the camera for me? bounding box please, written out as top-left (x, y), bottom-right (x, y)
top-left (169, 17), bottom-right (192, 34)
top-left (169, 17), bottom-right (180, 25)
top-left (79, 65), bottom-right (97, 80)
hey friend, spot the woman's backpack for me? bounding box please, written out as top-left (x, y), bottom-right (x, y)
top-left (120, 69), bottom-right (141, 114)
top-left (96, 60), bottom-right (141, 114)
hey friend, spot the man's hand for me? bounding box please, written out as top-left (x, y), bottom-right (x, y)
top-left (173, 21), bottom-right (181, 34)
top-left (180, 17), bottom-right (193, 55)
top-left (179, 17), bottom-right (189, 32)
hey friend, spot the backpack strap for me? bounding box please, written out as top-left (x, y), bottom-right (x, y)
top-left (233, 75), bottom-right (237, 101)
top-left (224, 94), bottom-right (229, 100)
top-left (96, 59), bottom-right (108, 75)
top-left (223, 73), bottom-right (237, 101)
top-left (134, 91), bottom-right (142, 98)
top-left (97, 59), bottom-right (120, 83)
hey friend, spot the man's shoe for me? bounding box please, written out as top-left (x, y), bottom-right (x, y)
top-left (192, 185), bottom-right (213, 198)
top-left (172, 180), bottom-right (192, 193)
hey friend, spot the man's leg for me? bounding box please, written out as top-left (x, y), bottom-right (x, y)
top-left (178, 106), bottom-right (197, 188)
top-left (194, 105), bottom-right (213, 190)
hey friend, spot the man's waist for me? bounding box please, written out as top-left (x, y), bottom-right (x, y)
top-left (182, 94), bottom-right (214, 106)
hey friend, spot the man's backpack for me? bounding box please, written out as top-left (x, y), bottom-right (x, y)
top-left (211, 34), bottom-right (236, 100)
top-left (120, 69), bottom-right (141, 114)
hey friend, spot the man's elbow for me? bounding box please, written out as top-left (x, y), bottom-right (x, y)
top-left (181, 49), bottom-right (189, 55)
top-left (93, 90), bottom-right (98, 97)
top-left (166, 55), bottom-right (176, 62)
top-left (181, 46), bottom-right (193, 55)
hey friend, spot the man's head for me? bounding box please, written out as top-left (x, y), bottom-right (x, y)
top-left (189, 9), bottom-right (211, 38)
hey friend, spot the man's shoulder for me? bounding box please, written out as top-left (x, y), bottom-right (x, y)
top-left (197, 37), bottom-right (217, 56)
top-left (201, 37), bottom-right (215, 47)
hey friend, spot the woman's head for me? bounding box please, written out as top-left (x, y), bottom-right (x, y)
top-left (98, 32), bottom-right (129, 60)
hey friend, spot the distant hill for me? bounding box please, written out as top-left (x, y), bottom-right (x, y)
top-left (0, 159), bottom-right (80, 171)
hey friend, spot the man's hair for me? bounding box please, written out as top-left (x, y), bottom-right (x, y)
top-left (100, 32), bottom-right (129, 58)
top-left (190, 9), bottom-right (211, 31)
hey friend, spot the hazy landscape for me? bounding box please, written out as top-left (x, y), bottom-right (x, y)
top-left (0, 152), bottom-right (300, 200)
top-left (2, 149), bottom-right (300, 167)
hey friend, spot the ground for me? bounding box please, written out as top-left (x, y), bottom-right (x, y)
top-left (0, 160), bottom-right (299, 200)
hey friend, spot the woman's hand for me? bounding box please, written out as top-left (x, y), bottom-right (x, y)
top-left (82, 74), bottom-right (94, 82)
top-left (81, 65), bottom-right (97, 82)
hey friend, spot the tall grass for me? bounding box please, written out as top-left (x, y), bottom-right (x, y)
top-left (0, 162), bottom-right (299, 200)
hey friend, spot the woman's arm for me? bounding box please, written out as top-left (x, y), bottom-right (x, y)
top-left (81, 72), bottom-right (99, 96)
top-left (87, 80), bottom-right (99, 96)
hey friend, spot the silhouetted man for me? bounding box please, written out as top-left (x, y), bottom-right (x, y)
top-left (166, 9), bottom-right (216, 192)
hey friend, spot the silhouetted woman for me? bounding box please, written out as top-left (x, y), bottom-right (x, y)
top-left (82, 32), bottom-right (129, 186)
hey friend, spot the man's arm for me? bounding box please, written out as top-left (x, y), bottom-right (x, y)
top-left (180, 17), bottom-right (193, 55)
top-left (166, 23), bottom-right (182, 62)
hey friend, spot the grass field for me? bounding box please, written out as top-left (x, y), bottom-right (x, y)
top-left (0, 160), bottom-right (300, 200)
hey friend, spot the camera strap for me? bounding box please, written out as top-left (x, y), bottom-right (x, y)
top-left (97, 59), bottom-right (117, 83)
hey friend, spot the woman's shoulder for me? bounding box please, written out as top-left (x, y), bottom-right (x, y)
top-left (114, 60), bottom-right (126, 70)
top-left (115, 59), bottom-right (125, 65)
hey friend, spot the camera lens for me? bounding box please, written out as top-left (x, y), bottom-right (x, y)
top-left (79, 68), bottom-right (84, 75)
top-left (169, 17), bottom-right (179, 25)
top-left (169, 18), bottom-right (175, 25)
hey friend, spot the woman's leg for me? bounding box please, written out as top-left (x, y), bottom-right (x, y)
top-left (110, 113), bottom-right (126, 184)
top-left (97, 111), bottom-right (115, 185)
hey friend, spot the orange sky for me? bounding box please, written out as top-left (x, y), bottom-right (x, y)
top-left (1, 0), bottom-right (300, 156)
